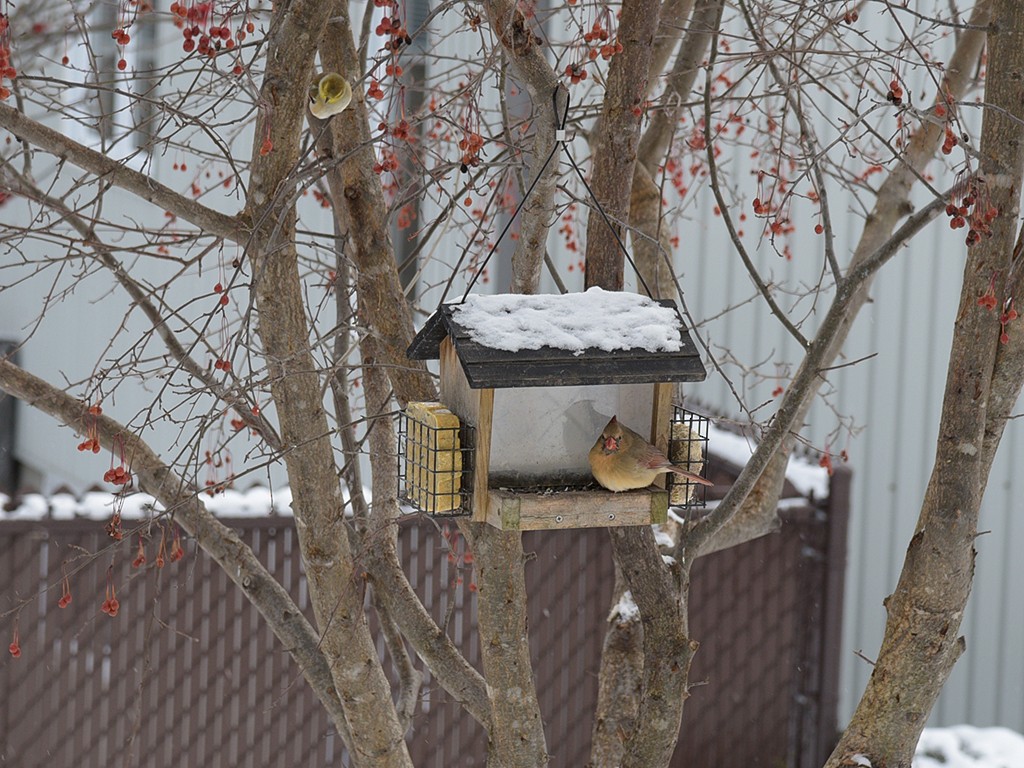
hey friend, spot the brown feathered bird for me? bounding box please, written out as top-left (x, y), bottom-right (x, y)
top-left (589, 416), bottom-right (713, 492)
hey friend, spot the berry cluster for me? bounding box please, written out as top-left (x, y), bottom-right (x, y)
top-left (101, 569), bottom-right (119, 617)
top-left (109, 26), bottom-right (131, 70)
top-left (458, 131), bottom-right (484, 172)
top-left (945, 178), bottom-right (997, 246)
top-left (565, 19), bottom-right (623, 85)
top-left (941, 124), bottom-right (958, 155)
top-left (583, 20), bottom-right (622, 61)
top-left (203, 448), bottom-right (235, 496)
top-left (559, 204), bottom-right (580, 253)
top-left (213, 281), bottom-right (229, 306)
top-left (76, 403), bottom-right (104, 453)
top-left (0, 14), bottom-right (16, 101)
top-left (978, 278), bottom-right (1018, 344)
top-left (375, 13), bottom-right (411, 52)
top-left (373, 147), bottom-right (399, 175)
top-left (170, 1), bottom-right (251, 59)
top-left (886, 76), bottom-right (903, 106)
top-left (106, 510), bottom-right (124, 541)
top-left (58, 566), bottom-right (72, 609)
top-left (379, 117), bottom-right (411, 141)
top-left (564, 62), bottom-right (588, 85)
top-left (133, 535), bottom-right (147, 568)
top-left (103, 463), bottom-right (132, 486)
top-left (230, 406), bottom-right (259, 431)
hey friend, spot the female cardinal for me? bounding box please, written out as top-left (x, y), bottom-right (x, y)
top-left (589, 416), bottom-right (713, 492)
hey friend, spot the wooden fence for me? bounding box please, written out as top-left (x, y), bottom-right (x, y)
top-left (0, 464), bottom-right (848, 767)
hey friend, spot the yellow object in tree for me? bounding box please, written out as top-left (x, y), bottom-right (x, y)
top-left (308, 72), bottom-right (352, 119)
top-left (404, 402), bottom-right (463, 513)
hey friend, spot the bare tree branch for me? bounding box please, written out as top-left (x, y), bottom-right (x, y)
top-left (827, 4), bottom-right (1024, 762)
top-left (0, 357), bottom-right (352, 749)
top-left (0, 103), bottom-right (245, 243)
top-left (244, 1), bottom-right (413, 764)
top-left (482, 0), bottom-right (563, 294)
top-left (691, 0), bottom-right (992, 558)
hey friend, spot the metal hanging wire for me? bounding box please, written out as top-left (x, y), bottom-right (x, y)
top-left (449, 87), bottom-right (653, 304)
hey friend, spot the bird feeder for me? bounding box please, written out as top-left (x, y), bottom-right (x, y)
top-left (401, 288), bottom-right (708, 531)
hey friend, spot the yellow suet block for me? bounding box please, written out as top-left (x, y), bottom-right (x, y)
top-left (669, 421), bottom-right (705, 506)
top-left (404, 402), bottom-right (463, 513)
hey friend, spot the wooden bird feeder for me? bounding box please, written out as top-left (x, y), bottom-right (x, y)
top-left (401, 288), bottom-right (708, 531)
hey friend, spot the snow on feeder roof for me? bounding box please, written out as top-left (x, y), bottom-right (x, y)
top-left (407, 287), bottom-right (706, 388)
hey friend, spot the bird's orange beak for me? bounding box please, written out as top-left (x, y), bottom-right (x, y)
top-left (603, 436), bottom-right (619, 452)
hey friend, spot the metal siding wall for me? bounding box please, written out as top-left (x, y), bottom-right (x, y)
top-left (675, 189), bottom-right (1024, 730)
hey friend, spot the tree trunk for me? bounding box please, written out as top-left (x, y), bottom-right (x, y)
top-left (245, 3), bottom-right (413, 765)
top-left (583, 0), bottom-right (663, 290)
top-left (827, 3), bottom-right (1024, 765)
top-left (589, 571), bottom-right (643, 767)
top-left (469, 525), bottom-right (549, 767)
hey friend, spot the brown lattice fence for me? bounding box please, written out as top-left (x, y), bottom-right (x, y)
top-left (0, 462), bottom-right (848, 768)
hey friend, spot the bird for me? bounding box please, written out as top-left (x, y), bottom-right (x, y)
top-left (308, 72), bottom-right (352, 119)
top-left (589, 416), bottom-right (713, 492)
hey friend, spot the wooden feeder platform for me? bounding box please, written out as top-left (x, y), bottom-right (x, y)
top-left (487, 487), bottom-right (668, 531)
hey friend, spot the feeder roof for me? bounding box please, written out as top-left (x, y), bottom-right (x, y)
top-left (407, 288), bottom-right (707, 388)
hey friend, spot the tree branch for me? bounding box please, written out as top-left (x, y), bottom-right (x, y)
top-left (481, 0), bottom-right (563, 294)
top-left (584, 0), bottom-right (663, 291)
top-left (0, 357), bottom-right (351, 749)
top-left (637, 0), bottom-right (723, 172)
top-left (1, 164), bottom-right (282, 449)
top-left (827, 4), bottom-right (1024, 762)
top-left (0, 102), bottom-right (245, 243)
top-left (244, 1), bottom-right (413, 764)
top-left (317, 4), bottom-right (436, 408)
top-left (688, 0), bottom-right (991, 559)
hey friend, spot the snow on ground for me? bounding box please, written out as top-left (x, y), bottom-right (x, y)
top-left (914, 726), bottom-right (1024, 768)
top-left (451, 286), bottom-right (684, 355)
top-left (707, 422), bottom-right (831, 500)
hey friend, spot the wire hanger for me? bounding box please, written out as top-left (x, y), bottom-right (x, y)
top-left (450, 86), bottom-right (653, 304)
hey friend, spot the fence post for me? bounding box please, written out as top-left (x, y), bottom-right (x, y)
top-left (0, 339), bottom-right (18, 495)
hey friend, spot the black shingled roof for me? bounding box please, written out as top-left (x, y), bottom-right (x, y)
top-left (407, 299), bottom-right (707, 389)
